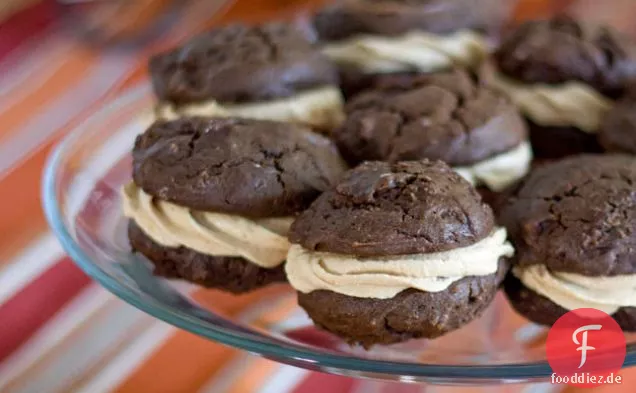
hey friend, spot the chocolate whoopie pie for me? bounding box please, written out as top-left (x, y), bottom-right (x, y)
top-left (285, 160), bottom-right (514, 346)
top-left (499, 155), bottom-right (636, 330)
top-left (123, 117), bottom-right (347, 293)
top-left (334, 69), bottom-right (531, 201)
top-left (492, 16), bottom-right (636, 158)
top-left (313, 0), bottom-right (502, 97)
top-left (149, 22), bottom-right (344, 131)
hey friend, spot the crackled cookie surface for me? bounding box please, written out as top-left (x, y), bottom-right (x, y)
top-left (286, 160), bottom-right (512, 346)
top-left (334, 70), bottom-right (530, 192)
top-left (126, 117), bottom-right (347, 293)
top-left (150, 23), bottom-right (338, 104)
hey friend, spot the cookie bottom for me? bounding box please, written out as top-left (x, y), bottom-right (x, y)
top-left (128, 221), bottom-right (286, 293)
top-left (477, 186), bottom-right (504, 213)
top-left (298, 259), bottom-right (508, 347)
top-left (339, 69), bottom-right (428, 98)
top-left (504, 273), bottom-right (636, 331)
top-left (527, 120), bottom-right (602, 159)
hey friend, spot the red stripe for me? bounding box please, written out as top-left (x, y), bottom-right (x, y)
top-left (0, 257), bottom-right (90, 362)
top-left (0, 1), bottom-right (56, 61)
top-left (292, 372), bottom-right (356, 393)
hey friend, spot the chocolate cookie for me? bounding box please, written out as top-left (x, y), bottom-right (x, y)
top-left (128, 222), bottom-right (286, 293)
top-left (334, 70), bottom-right (530, 192)
top-left (149, 23), bottom-right (338, 105)
top-left (314, 0), bottom-right (499, 97)
top-left (290, 160), bottom-right (495, 256)
top-left (133, 117), bottom-right (347, 217)
top-left (313, 0), bottom-right (506, 41)
top-left (286, 160), bottom-right (513, 346)
top-left (336, 70), bottom-right (526, 165)
top-left (495, 16), bottom-right (636, 99)
top-left (126, 117), bottom-right (348, 293)
top-left (491, 16), bottom-right (635, 158)
top-left (499, 155), bottom-right (636, 329)
top-left (299, 259), bottom-right (507, 347)
top-left (599, 95), bottom-right (636, 154)
top-left (526, 121), bottom-right (603, 159)
top-left (504, 274), bottom-right (636, 331)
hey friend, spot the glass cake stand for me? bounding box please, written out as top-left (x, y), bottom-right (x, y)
top-left (43, 84), bottom-right (636, 391)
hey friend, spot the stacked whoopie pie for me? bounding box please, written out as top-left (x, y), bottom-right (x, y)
top-left (124, 117), bottom-right (347, 293)
top-left (285, 160), bottom-right (513, 346)
top-left (490, 16), bottom-right (636, 158)
top-left (313, 0), bottom-right (506, 96)
top-left (332, 69), bottom-right (532, 204)
top-left (149, 22), bottom-right (345, 132)
top-left (123, 3), bottom-right (636, 347)
top-left (500, 155), bottom-right (636, 331)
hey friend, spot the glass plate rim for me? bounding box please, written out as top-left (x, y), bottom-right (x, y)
top-left (41, 83), bottom-right (636, 380)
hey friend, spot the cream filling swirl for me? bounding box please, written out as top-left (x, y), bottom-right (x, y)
top-left (454, 141), bottom-right (533, 192)
top-left (322, 30), bottom-right (488, 74)
top-left (156, 86), bottom-right (345, 130)
top-left (490, 73), bottom-right (613, 133)
top-left (121, 183), bottom-right (293, 268)
top-left (513, 265), bottom-right (636, 315)
top-left (285, 227), bottom-right (514, 299)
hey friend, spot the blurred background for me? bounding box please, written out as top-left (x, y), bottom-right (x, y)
top-left (1, 0), bottom-right (635, 392)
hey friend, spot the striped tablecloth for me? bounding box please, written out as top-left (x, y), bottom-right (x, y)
top-left (1, 1), bottom-right (635, 392)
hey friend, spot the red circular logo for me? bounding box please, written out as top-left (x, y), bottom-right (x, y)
top-left (546, 308), bottom-right (626, 387)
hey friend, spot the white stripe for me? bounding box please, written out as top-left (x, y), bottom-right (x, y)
top-left (197, 353), bottom-right (253, 393)
top-left (73, 322), bottom-right (175, 393)
top-left (350, 381), bottom-right (383, 393)
top-left (514, 323), bottom-right (547, 343)
top-left (1, 299), bottom-right (154, 393)
top-left (270, 309), bottom-right (312, 332)
top-left (0, 233), bottom-right (64, 305)
top-left (257, 366), bottom-right (308, 393)
top-left (0, 286), bottom-right (111, 385)
top-left (521, 382), bottom-right (562, 393)
top-left (0, 53), bottom-right (138, 180)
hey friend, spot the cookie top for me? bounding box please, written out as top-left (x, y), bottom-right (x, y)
top-left (132, 117), bottom-right (348, 217)
top-left (334, 70), bottom-right (527, 166)
top-left (599, 95), bottom-right (636, 154)
top-left (498, 155), bottom-right (636, 276)
top-left (149, 23), bottom-right (339, 105)
top-left (289, 160), bottom-right (495, 256)
top-left (494, 16), bottom-right (636, 98)
top-left (313, 0), bottom-right (503, 41)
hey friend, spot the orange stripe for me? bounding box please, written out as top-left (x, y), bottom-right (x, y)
top-left (192, 284), bottom-right (291, 316)
top-left (0, 48), bottom-right (97, 143)
top-left (113, 286), bottom-right (287, 393)
top-left (512, 0), bottom-right (574, 22)
top-left (114, 330), bottom-right (237, 393)
top-left (0, 141), bottom-right (55, 262)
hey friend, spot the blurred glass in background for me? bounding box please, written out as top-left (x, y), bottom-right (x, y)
top-left (4, 0), bottom-right (633, 54)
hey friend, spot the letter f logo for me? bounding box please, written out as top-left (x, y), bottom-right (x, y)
top-left (572, 324), bottom-right (602, 368)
